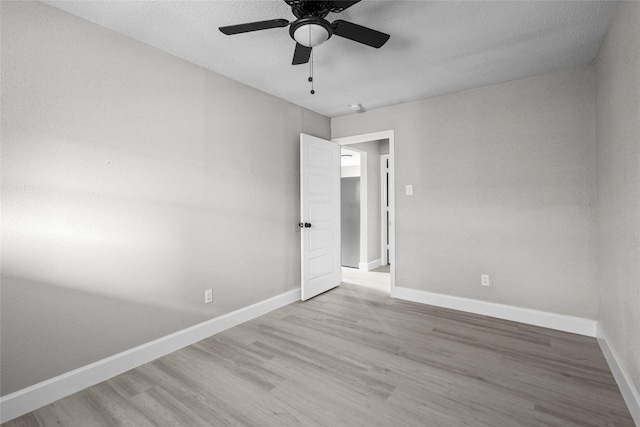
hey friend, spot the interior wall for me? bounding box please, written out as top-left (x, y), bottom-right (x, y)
top-left (0, 1), bottom-right (330, 396)
top-left (340, 148), bottom-right (361, 178)
top-left (332, 66), bottom-right (598, 319)
top-left (595, 0), bottom-right (640, 397)
top-left (380, 139), bottom-right (390, 155)
top-left (341, 165), bottom-right (361, 178)
top-left (343, 140), bottom-right (383, 266)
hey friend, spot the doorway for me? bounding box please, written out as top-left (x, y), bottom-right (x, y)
top-left (381, 153), bottom-right (390, 267)
top-left (334, 130), bottom-right (396, 295)
top-left (340, 147), bottom-right (361, 269)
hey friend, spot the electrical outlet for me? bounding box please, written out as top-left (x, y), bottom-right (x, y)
top-left (205, 289), bottom-right (213, 304)
top-left (481, 274), bottom-right (490, 287)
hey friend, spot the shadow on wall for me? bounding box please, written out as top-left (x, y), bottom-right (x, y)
top-left (0, 276), bottom-right (210, 396)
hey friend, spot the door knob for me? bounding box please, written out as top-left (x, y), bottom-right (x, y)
top-left (304, 223), bottom-right (312, 228)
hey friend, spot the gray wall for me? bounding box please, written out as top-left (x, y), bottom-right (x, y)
top-left (343, 140), bottom-right (384, 265)
top-left (340, 177), bottom-right (361, 268)
top-left (0, 1), bottom-right (330, 396)
top-left (333, 66), bottom-right (598, 319)
top-left (595, 1), bottom-right (640, 397)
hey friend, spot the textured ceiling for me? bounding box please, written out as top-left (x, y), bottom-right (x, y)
top-left (42, 0), bottom-right (617, 118)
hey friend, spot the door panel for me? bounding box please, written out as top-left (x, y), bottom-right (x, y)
top-left (308, 174), bottom-right (332, 194)
top-left (301, 134), bottom-right (341, 301)
top-left (309, 254), bottom-right (333, 280)
top-left (309, 228), bottom-right (332, 251)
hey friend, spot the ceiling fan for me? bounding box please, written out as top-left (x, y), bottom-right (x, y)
top-left (219, 0), bottom-right (390, 65)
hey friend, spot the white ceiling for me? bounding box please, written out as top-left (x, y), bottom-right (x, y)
top-left (42, 0), bottom-right (617, 118)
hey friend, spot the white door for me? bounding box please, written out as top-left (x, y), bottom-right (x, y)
top-left (300, 133), bottom-right (341, 301)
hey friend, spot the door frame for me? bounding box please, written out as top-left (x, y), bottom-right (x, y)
top-left (381, 153), bottom-right (390, 266)
top-left (333, 130), bottom-right (396, 293)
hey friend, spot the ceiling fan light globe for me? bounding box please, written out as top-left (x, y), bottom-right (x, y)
top-left (294, 24), bottom-right (329, 47)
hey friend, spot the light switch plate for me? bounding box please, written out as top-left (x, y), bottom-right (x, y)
top-left (481, 275), bottom-right (490, 287)
top-left (406, 184), bottom-right (413, 196)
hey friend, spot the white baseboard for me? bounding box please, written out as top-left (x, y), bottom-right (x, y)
top-left (597, 324), bottom-right (640, 425)
top-left (391, 286), bottom-right (597, 337)
top-left (359, 259), bottom-right (381, 272)
top-left (0, 289), bottom-right (300, 424)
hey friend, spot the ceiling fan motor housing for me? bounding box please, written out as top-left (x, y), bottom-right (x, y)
top-left (290, 17), bottom-right (333, 47)
top-left (286, 0), bottom-right (332, 19)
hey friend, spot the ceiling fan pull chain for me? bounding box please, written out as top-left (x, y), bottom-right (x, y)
top-left (309, 26), bottom-right (315, 95)
top-left (309, 51), bottom-right (315, 95)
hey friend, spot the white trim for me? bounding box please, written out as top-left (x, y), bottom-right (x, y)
top-left (0, 289), bottom-right (300, 424)
top-left (359, 150), bottom-right (368, 266)
top-left (380, 154), bottom-right (390, 266)
top-left (597, 324), bottom-right (640, 425)
top-left (333, 130), bottom-right (395, 295)
top-left (333, 131), bottom-right (394, 146)
top-left (391, 286), bottom-right (597, 337)
top-left (359, 259), bottom-right (382, 271)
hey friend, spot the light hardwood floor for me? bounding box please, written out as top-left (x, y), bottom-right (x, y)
top-left (341, 266), bottom-right (390, 293)
top-left (4, 282), bottom-right (634, 426)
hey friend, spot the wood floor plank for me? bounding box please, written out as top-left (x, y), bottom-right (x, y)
top-left (2, 282), bottom-right (634, 427)
top-left (128, 386), bottom-right (211, 427)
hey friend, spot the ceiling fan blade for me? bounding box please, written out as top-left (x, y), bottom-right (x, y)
top-left (331, 19), bottom-right (390, 48)
top-left (292, 43), bottom-right (312, 65)
top-left (219, 19), bottom-right (289, 35)
top-left (328, 1), bottom-right (361, 13)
